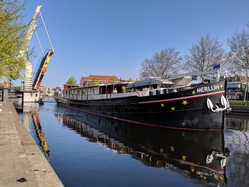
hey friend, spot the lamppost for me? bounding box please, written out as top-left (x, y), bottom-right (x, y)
top-left (21, 81), bottom-right (25, 90)
top-left (247, 69), bottom-right (248, 106)
top-left (9, 79), bottom-right (14, 91)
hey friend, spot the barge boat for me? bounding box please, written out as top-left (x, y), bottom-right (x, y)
top-left (54, 69), bottom-right (231, 130)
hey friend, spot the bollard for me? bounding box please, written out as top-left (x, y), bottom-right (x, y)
top-left (0, 88), bottom-right (8, 102)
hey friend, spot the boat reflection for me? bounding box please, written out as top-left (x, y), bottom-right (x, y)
top-left (56, 113), bottom-right (228, 186)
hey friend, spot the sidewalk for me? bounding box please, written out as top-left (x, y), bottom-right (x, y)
top-left (0, 102), bottom-right (64, 187)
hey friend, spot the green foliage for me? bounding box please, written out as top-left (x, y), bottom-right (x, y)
top-left (66, 76), bottom-right (77, 85)
top-left (229, 100), bottom-right (249, 106)
top-left (127, 78), bottom-right (133, 82)
top-left (89, 77), bottom-right (99, 86)
top-left (14, 86), bottom-right (20, 91)
top-left (0, 0), bottom-right (28, 80)
top-left (108, 77), bottom-right (116, 84)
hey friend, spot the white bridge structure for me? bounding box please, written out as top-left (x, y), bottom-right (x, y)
top-left (20, 5), bottom-right (54, 103)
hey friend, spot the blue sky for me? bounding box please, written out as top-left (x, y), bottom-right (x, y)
top-left (17, 0), bottom-right (249, 88)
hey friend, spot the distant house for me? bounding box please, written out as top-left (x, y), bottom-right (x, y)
top-left (63, 84), bottom-right (79, 90)
top-left (39, 85), bottom-right (47, 95)
top-left (55, 86), bottom-right (62, 92)
top-left (80, 75), bottom-right (120, 87)
top-left (0, 81), bottom-right (13, 87)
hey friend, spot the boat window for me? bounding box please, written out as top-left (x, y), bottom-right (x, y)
top-left (99, 86), bottom-right (106, 94)
top-left (227, 83), bottom-right (240, 89)
top-left (168, 88), bottom-right (177, 93)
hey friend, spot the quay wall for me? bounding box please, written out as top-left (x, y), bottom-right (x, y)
top-left (0, 101), bottom-right (64, 187)
top-left (228, 105), bottom-right (249, 116)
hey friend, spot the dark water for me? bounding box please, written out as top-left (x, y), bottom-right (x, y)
top-left (15, 98), bottom-right (249, 187)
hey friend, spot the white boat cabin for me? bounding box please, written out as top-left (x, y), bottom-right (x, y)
top-left (59, 69), bottom-right (221, 101)
top-left (60, 76), bottom-right (192, 100)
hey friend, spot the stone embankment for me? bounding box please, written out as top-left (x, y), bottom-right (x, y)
top-left (228, 105), bottom-right (249, 116)
top-left (0, 102), bottom-right (64, 187)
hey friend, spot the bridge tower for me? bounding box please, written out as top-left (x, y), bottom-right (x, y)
top-left (20, 5), bottom-right (42, 91)
top-left (20, 5), bottom-right (54, 103)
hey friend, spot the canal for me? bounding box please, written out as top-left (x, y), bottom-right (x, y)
top-left (15, 98), bottom-right (249, 187)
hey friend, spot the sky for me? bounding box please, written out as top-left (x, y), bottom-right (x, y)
top-left (14, 0), bottom-right (249, 88)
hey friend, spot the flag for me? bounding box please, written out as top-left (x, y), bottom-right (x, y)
top-left (213, 64), bottom-right (220, 69)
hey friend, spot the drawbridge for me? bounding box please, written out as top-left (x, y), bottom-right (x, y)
top-left (32, 50), bottom-right (54, 90)
top-left (20, 5), bottom-right (54, 102)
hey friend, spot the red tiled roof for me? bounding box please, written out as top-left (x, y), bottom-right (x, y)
top-left (0, 81), bottom-right (13, 87)
top-left (81, 75), bottom-right (120, 81)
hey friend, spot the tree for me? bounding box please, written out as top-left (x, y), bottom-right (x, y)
top-left (139, 47), bottom-right (182, 79)
top-left (0, 0), bottom-right (28, 81)
top-left (127, 78), bottom-right (133, 82)
top-left (14, 86), bottom-right (20, 91)
top-left (184, 34), bottom-right (226, 72)
top-left (108, 77), bottom-right (116, 84)
top-left (227, 23), bottom-right (249, 101)
top-left (89, 77), bottom-right (99, 86)
top-left (66, 76), bottom-right (77, 85)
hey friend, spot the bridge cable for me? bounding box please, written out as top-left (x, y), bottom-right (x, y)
top-left (39, 10), bottom-right (54, 51)
top-left (35, 29), bottom-right (44, 55)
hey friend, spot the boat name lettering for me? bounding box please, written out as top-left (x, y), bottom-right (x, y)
top-left (197, 85), bottom-right (219, 93)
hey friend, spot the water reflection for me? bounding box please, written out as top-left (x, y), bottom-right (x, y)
top-left (226, 115), bottom-right (249, 132)
top-left (224, 115), bottom-right (249, 187)
top-left (15, 101), bottom-right (50, 159)
top-left (32, 113), bottom-right (51, 158)
top-left (12, 99), bottom-right (39, 132)
top-left (14, 99), bottom-right (249, 187)
top-left (55, 112), bottom-right (228, 186)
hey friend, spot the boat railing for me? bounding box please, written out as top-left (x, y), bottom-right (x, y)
top-left (107, 92), bottom-right (138, 99)
top-left (140, 88), bottom-right (176, 96)
top-left (65, 92), bottom-right (139, 100)
top-left (138, 87), bottom-right (193, 96)
top-left (57, 86), bottom-right (194, 100)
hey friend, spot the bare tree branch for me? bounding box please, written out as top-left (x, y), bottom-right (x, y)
top-left (184, 34), bottom-right (226, 72)
top-left (139, 47), bottom-right (182, 79)
top-left (227, 23), bottom-right (249, 101)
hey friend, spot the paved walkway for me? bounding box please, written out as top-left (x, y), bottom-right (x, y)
top-left (0, 102), bottom-right (64, 187)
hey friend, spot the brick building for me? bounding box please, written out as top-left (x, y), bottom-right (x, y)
top-left (80, 75), bottom-right (120, 87)
top-left (0, 81), bottom-right (13, 87)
